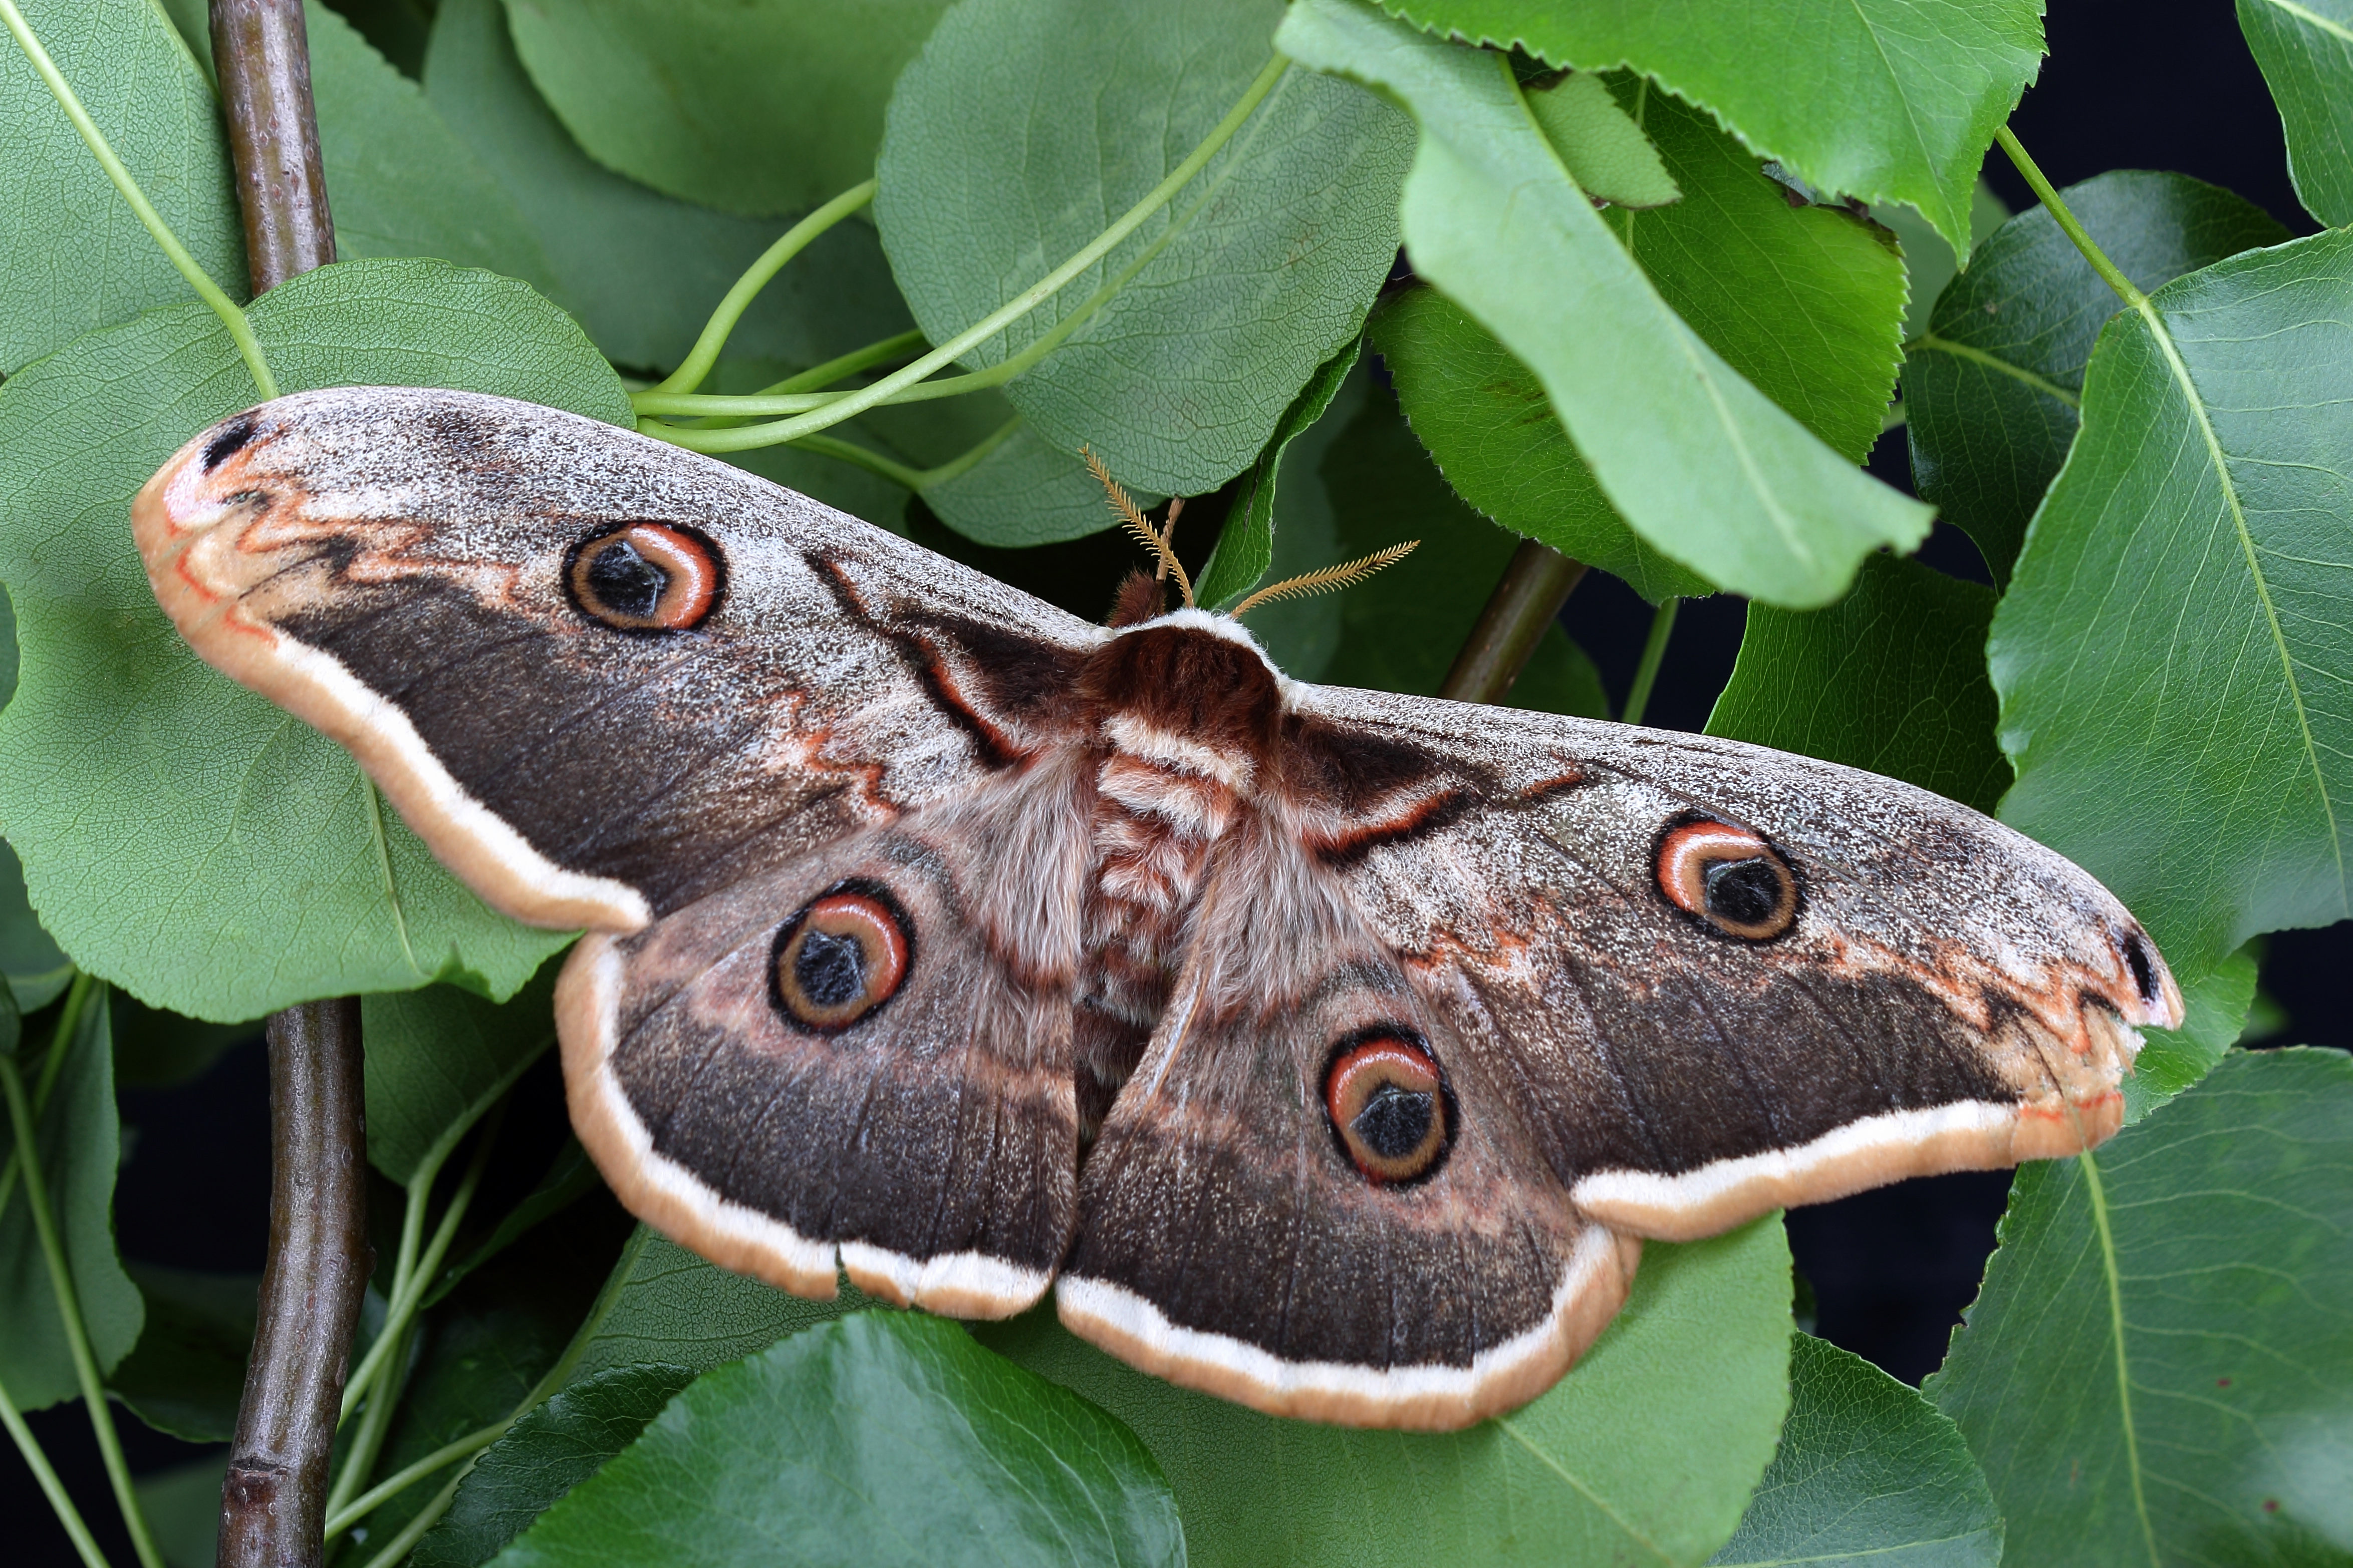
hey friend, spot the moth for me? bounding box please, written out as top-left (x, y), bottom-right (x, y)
top-left (135, 388), bottom-right (2180, 1431)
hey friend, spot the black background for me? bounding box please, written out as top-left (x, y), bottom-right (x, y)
top-left (16, 2), bottom-right (2349, 1563)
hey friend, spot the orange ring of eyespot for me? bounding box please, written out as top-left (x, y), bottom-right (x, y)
top-left (1656, 819), bottom-right (1799, 940)
top-left (772, 889), bottom-right (911, 1032)
top-left (1324, 1034), bottom-right (1450, 1185)
top-left (566, 522), bottom-right (721, 632)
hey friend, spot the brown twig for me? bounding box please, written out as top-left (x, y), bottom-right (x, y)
top-left (211, 0), bottom-right (336, 291)
top-left (1437, 539), bottom-right (1589, 704)
top-left (209, 8), bottom-right (363, 1567)
top-left (219, 1003), bottom-right (369, 1568)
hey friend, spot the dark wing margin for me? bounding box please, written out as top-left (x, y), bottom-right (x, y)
top-left (1283, 683), bottom-right (2182, 1243)
top-left (134, 387), bottom-right (1103, 931)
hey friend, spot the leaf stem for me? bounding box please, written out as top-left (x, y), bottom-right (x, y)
top-left (1992, 128), bottom-right (2147, 310)
top-left (0, 1367), bottom-right (111, 1568)
top-left (321, 1318), bottom-right (407, 1522)
top-left (0, 972), bottom-right (95, 1221)
top-left (649, 179), bottom-right (880, 397)
top-left (642, 54), bottom-right (1291, 455)
top-left (0, 1043), bottom-right (164, 1568)
top-left (355, 1468), bottom-right (467, 1568)
top-left (338, 1098), bottom-right (508, 1424)
top-left (324, 1418), bottom-right (505, 1538)
top-left (0, 0), bottom-right (277, 397)
top-left (1437, 540), bottom-right (1589, 703)
top-left (1622, 597), bottom-right (1680, 727)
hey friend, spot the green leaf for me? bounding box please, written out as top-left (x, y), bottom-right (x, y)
top-left (495, 1313), bottom-right (1183, 1568)
top-left (109, 991), bottom-right (258, 1090)
top-left (1374, 0), bottom-right (2044, 254)
top-left (422, 0), bottom-right (918, 376)
top-left (985, 1217), bottom-right (1790, 1568)
top-left (917, 417), bottom-right (1152, 548)
top-left (1929, 1048), bottom-right (2353, 1564)
top-left (560, 1227), bottom-right (860, 1388)
top-left (411, 1362), bottom-right (697, 1568)
top-left (1246, 366), bottom-right (1609, 719)
top-left (365, 960), bottom-right (560, 1183)
top-left (1874, 180), bottom-right (2011, 342)
top-left (2122, 947), bottom-right (2259, 1126)
top-left (1196, 336), bottom-right (1360, 608)
top-left (504, 0), bottom-right (952, 217)
top-left (2237, 0), bottom-right (2353, 228)
top-left (1906, 171), bottom-right (2290, 584)
top-left (0, 839), bottom-right (75, 1014)
top-left (1988, 227), bottom-right (2353, 1001)
top-left (1524, 71), bottom-right (1677, 209)
top-left (877, 0), bottom-right (1412, 495)
top-left (1705, 552), bottom-right (2007, 816)
top-left (355, 1194), bottom-right (632, 1548)
top-left (1709, 1335), bottom-right (2001, 1568)
top-left (0, 0), bottom-right (244, 374)
top-left (0, 259), bottom-right (625, 1021)
top-left (306, 2), bottom-right (556, 290)
top-left (1279, 0), bottom-right (1930, 608)
top-left (1369, 285), bottom-right (1707, 603)
top-left (0, 988), bottom-right (142, 1410)
top-left (1372, 76), bottom-right (1910, 604)
top-left (109, 1263), bottom-right (257, 1442)
top-left (136, 1454), bottom-right (233, 1568)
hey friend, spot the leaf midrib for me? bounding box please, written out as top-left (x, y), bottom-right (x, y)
top-left (1909, 333), bottom-right (2081, 407)
top-left (2078, 1150), bottom-right (2161, 1568)
top-left (2129, 293), bottom-right (2349, 901)
top-left (1493, 1413), bottom-right (1678, 1564)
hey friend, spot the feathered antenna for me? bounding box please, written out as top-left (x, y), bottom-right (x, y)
top-left (1227, 541), bottom-right (1419, 617)
top-left (1086, 447), bottom-right (1193, 608)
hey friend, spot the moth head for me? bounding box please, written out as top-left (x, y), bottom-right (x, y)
top-left (769, 881), bottom-right (914, 1033)
top-left (564, 522), bottom-right (725, 633)
top-left (1655, 816), bottom-right (1801, 941)
top-left (1324, 1028), bottom-right (1455, 1186)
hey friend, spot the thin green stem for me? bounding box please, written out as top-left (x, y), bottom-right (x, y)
top-left (786, 434), bottom-right (929, 492)
top-left (1, 1366), bottom-right (112, 1568)
top-left (650, 180), bottom-right (879, 396)
top-left (323, 1319), bottom-right (408, 1522)
top-left (337, 1099), bottom-right (507, 1423)
top-left (0, 972), bottom-right (95, 1221)
top-left (1993, 128), bottom-right (2145, 310)
top-left (0, 0), bottom-right (276, 397)
top-left (0, 1053), bottom-right (162, 1568)
top-left (644, 55), bottom-right (1290, 456)
top-left (1621, 598), bottom-right (1680, 727)
top-left (1880, 400), bottom-right (1906, 433)
top-left (356, 1469), bottom-right (467, 1568)
top-left (765, 329), bottom-right (929, 395)
top-left (325, 1418), bottom-right (505, 1539)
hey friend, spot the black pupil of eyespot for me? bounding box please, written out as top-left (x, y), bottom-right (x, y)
top-left (1704, 857), bottom-right (1782, 926)
top-left (586, 538), bottom-right (667, 618)
top-left (794, 928), bottom-right (867, 1008)
top-left (1353, 1081), bottom-right (1434, 1161)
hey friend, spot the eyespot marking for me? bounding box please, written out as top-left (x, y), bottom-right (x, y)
top-left (770, 882), bottom-right (913, 1033)
top-left (1324, 1029), bottom-right (1453, 1186)
top-left (1656, 818), bottom-right (1799, 941)
top-left (202, 414), bottom-right (257, 472)
top-left (565, 523), bottom-right (723, 633)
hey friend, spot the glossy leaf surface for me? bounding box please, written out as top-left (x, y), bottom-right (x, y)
top-left (1375, 0), bottom-right (2043, 253)
top-left (1990, 227), bottom-right (2353, 993)
top-left (2237, 0), bottom-right (2353, 227)
top-left (504, 0), bottom-right (952, 216)
top-left (879, 0), bottom-right (1411, 494)
top-left (0, 0), bottom-right (243, 374)
top-left (1930, 1049), bottom-right (2353, 1564)
top-left (1710, 1335), bottom-right (2001, 1568)
top-left (1706, 553), bottom-right (2005, 816)
top-left (495, 1313), bottom-right (1183, 1568)
top-left (1279, 0), bottom-right (1929, 608)
top-left (1906, 171), bottom-right (2289, 583)
top-left (985, 1218), bottom-right (1791, 1568)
